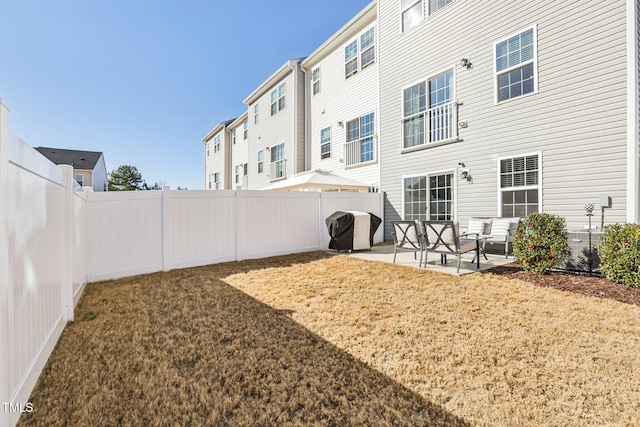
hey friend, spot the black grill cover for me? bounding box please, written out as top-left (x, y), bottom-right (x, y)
top-left (325, 211), bottom-right (382, 251)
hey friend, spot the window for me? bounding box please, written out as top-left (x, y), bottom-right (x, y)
top-left (235, 165), bottom-right (240, 185)
top-left (403, 70), bottom-right (454, 149)
top-left (403, 173), bottom-right (454, 221)
top-left (495, 27), bottom-right (536, 103)
top-left (208, 173), bottom-right (213, 189)
top-left (243, 120), bottom-right (248, 140)
top-left (345, 26), bottom-right (376, 78)
top-left (254, 104), bottom-right (259, 124)
top-left (402, 0), bottom-right (423, 32)
top-left (320, 127), bottom-right (331, 159)
top-left (257, 150), bottom-right (264, 173)
top-left (360, 27), bottom-right (375, 69)
top-left (270, 143), bottom-right (285, 180)
top-left (206, 142), bottom-right (210, 157)
top-left (213, 134), bottom-right (220, 152)
top-left (500, 154), bottom-right (539, 217)
top-left (214, 172), bottom-right (220, 189)
top-left (404, 176), bottom-right (427, 221)
top-left (271, 83), bottom-right (286, 115)
top-left (75, 174), bottom-right (84, 186)
top-left (345, 39), bottom-right (358, 77)
top-left (345, 112), bottom-right (375, 166)
top-left (429, 0), bottom-right (452, 14)
top-left (312, 67), bottom-right (320, 95)
top-left (429, 173), bottom-right (453, 220)
top-left (232, 130), bottom-right (236, 145)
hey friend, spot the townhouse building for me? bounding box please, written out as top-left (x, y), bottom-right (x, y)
top-left (301, 1), bottom-right (379, 190)
top-left (229, 111), bottom-right (249, 189)
top-left (203, 118), bottom-right (234, 189)
top-left (378, 0), bottom-right (640, 238)
top-left (243, 59), bottom-right (306, 190)
top-left (203, 0), bottom-right (640, 243)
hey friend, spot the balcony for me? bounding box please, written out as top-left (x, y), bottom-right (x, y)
top-left (344, 137), bottom-right (375, 168)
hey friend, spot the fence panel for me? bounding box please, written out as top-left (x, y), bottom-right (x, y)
top-left (88, 191), bottom-right (163, 282)
top-left (2, 127), bottom-right (69, 426)
top-left (237, 190), bottom-right (321, 260)
top-left (166, 189), bottom-right (237, 269)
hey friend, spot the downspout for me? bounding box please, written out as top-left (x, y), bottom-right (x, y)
top-left (300, 62), bottom-right (310, 173)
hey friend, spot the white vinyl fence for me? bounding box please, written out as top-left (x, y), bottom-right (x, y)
top-left (0, 100), bottom-right (384, 427)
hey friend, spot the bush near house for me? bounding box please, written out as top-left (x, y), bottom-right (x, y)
top-left (597, 223), bottom-right (640, 287)
top-left (513, 213), bottom-right (568, 274)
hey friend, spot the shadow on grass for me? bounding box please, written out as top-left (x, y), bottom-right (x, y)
top-left (19, 252), bottom-right (470, 426)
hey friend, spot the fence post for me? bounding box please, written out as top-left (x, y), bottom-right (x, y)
top-left (0, 99), bottom-right (11, 427)
top-left (162, 185), bottom-right (171, 271)
top-left (318, 192), bottom-right (324, 250)
top-left (59, 165), bottom-right (75, 322)
top-left (235, 189), bottom-right (242, 261)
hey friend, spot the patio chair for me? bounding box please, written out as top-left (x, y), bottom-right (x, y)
top-left (421, 220), bottom-right (480, 273)
top-left (391, 221), bottom-right (424, 266)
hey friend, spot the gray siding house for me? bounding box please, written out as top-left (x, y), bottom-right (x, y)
top-left (379, 0), bottom-right (640, 238)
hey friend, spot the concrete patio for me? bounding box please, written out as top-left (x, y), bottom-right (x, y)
top-left (343, 243), bottom-right (514, 276)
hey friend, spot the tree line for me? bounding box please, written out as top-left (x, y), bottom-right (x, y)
top-left (108, 165), bottom-right (187, 191)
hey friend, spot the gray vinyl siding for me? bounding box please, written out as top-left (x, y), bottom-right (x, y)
top-left (379, 0), bottom-right (629, 239)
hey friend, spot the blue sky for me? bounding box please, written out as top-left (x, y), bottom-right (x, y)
top-left (0, 0), bottom-right (371, 189)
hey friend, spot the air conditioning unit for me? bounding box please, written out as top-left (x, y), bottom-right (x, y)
top-left (562, 230), bottom-right (602, 273)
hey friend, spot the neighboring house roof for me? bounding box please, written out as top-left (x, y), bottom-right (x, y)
top-left (228, 111), bottom-right (248, 130)
top-left (35, 146), bottom-right (103, 170)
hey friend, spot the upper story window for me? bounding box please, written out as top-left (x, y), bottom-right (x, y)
top-left (75, 174), bottom-right (84, 186)
top-left (429, 0), bottom-right (453, 14)
top-left (270, 143), bottom-right (285, 180)
top-left (257, 150), bottom-right (264, 173)
top-left (402, 70), bottom-right (456, 149)
top-left (232, 130), bottom-right (236, 145)
top-left (495, 26), bottom-right (537, 103)
top-left (243, 119), bottom-right (248, 139)
top-left (345, 26), bottom-right (376, 78)
top-left (345, 40), bottom-right (358, 78)
top-left (360, 27), bottom-right (375, 69)
top-left (345, 112), bottom-right (375, 166)
top-left (214, 172), bottom-right (220, 189)
top-left (214, 134), bottom-right (221, 152)
top-left (402, 0), bottom-right (423, 32)
top-left (320, 127), bottom-right (331, 159)
top-left (312, 67), bottom-right (320, 95)
top-left (271, 82), bottom-right (286, 115)
top-left (254, 104), bottom-right (259, 124)
top-left (206, 142), bottom-right (210, 157)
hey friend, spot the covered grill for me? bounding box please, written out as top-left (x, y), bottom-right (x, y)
top-left (325, 211), bottom-right (381, 252)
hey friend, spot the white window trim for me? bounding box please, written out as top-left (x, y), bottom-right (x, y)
top-left (257, 149), bottom-right (264, 174)
top-left (344, 25), bottom-right (376, 79)
top-left (270, 82), bottom-right (286, 115)
top-left (496, 151), bottom-right (543, 217)
top-left (399, 66), bottom-right (457, 152)
top-left (320, 126), bottom-right (331, 159)
top-left (401, 0), bottom-right (424, 33)
top-left (493, 24), bottom-right (538, 105)
top-left (254, 104), bottom-right (259, 124)
top-left (401, 173), bottom-right (427, 221)
top-left (401, 170), bottom-right (458, 221)
top-left (345, 112), bottom-right (376, 168)
top-left (427, 169), bottom-right (457, 221)
top-left (312, 67), bottom-right (320, 95)
top-left (428, 0), bottom-right (454, 16)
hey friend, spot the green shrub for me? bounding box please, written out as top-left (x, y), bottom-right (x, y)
top-left (513, 213), bottom-right (568, 274)
top-left (597, 223), bottom-right (640, 287)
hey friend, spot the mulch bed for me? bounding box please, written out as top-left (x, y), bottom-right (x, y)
top-left (488, 263), bottom-right (640, 307)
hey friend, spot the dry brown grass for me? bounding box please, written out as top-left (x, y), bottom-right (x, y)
top-left (19, 251), bottom-right (640, 426)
